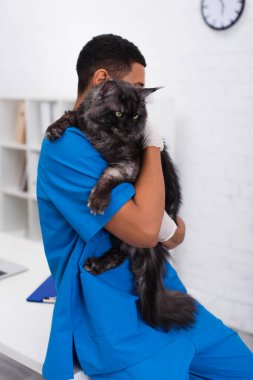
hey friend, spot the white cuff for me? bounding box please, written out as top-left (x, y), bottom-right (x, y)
top-left (158, 210), bottom-right (178, 242)
top-left (142, 120), bottom-right (164, 151)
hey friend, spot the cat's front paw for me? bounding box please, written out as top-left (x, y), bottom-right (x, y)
top-left (45, 111), bottom-right (76, 141)
top-left (46, 126), bottom-right (64, 141)
top-left (87, 187), bottom-right (110, 215)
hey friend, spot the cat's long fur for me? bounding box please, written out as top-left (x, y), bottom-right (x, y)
top-left (45, 80), bottom-right (198, 332)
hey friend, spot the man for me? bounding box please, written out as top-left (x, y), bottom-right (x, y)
top-left (37, 34), bottom-right (253, 380)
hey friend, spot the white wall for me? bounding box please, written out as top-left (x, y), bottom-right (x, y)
top-left (1, 0), bottom-right (253, 333)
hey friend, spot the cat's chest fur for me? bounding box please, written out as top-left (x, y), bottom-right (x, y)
top-left (84, 129), bottom-right (141, 182)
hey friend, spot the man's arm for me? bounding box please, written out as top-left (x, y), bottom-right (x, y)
top-left (40, 129), bottom-right (165, 247)
top-left (104, 146), bottom-right (165, 248)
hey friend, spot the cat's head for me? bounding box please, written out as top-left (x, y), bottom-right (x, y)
top-left (76, 79), bottom-right (161, 142)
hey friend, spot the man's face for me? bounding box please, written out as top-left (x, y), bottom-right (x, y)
top-left (74, 62), bottom-right (146, 111)
top-left (121, 62), bottom-right (145, 88)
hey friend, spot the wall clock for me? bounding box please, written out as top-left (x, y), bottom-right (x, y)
top-left (201, 0), bottom-right (245, 30)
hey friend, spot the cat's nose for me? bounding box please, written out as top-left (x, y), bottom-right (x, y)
top-left (125, 123), bottom-right (134, 132)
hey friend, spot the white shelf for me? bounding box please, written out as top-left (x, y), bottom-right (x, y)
top-left (2, 186), bottom-right (30, 199)
top-left (0, 142), bottom-right (28, 150)
top-left (0, 97), bottom-right (74, 241)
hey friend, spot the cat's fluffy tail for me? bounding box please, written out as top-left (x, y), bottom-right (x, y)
top-left (134, 247), bottom-right (198, 332)
top-left (151, 287), bottom-right (198, 331)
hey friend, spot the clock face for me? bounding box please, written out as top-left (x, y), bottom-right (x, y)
top-left (201, 0), bottom-right (245, 30)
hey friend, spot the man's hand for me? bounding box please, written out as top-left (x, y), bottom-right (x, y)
top-left (159, 215), bottom-right (186, 250)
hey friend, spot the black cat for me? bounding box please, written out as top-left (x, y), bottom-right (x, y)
top-left (45, 79), bottom-right (198, 332)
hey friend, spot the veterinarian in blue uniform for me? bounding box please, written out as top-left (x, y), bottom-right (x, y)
top-left (37, 126), bottom-right (253, 380)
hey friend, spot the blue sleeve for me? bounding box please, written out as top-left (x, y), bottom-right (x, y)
top-left (37, 127), bottom-right (136, 242)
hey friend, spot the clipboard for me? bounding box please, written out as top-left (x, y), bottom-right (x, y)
top-left (26, 275), bottom-right (57, 304)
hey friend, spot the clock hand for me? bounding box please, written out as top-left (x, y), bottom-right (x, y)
top-left (219, 0), bottom-right (225, 15)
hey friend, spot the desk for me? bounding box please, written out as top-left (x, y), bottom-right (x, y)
top-left (0, 232), bottom-right (89, 379)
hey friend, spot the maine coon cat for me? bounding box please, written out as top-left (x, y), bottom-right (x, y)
top-left (45, 79), bottom-right (198, 332)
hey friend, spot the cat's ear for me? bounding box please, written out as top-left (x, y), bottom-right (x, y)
top-left (138, 86), bottom-right (163, 99)
top-left (99, 80), bottom-right (119, 98)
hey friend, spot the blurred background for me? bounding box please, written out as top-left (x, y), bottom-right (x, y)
top-left (0, 1), bottom-right (252, 378)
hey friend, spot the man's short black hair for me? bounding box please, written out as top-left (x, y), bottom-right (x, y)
top-left (76, 34), bottom-right (146, 95)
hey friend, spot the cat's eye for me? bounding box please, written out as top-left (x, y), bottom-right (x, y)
top-left (115, 111), bottom-right (123, 118)
top-left (133, 114), bottom-right (139, 120)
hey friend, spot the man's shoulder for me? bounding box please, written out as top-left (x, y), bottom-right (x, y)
top-left (42, 125), bottom-right (88, 147)
top-left (39, 125), bottom-right (106, 171)
top-left (40, 125), bottom-right (94, 158)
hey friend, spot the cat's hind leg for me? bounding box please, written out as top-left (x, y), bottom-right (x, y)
top-left (84, 247), bottom-right (128, 274)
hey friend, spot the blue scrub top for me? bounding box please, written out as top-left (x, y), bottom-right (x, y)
top-left (37, 126), bottom-right (187, 380)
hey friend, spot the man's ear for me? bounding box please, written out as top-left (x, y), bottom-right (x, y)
top-left (139, 86), bottom-right (163, 99)
top-left (92, 68), bottom-right (110, 87)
